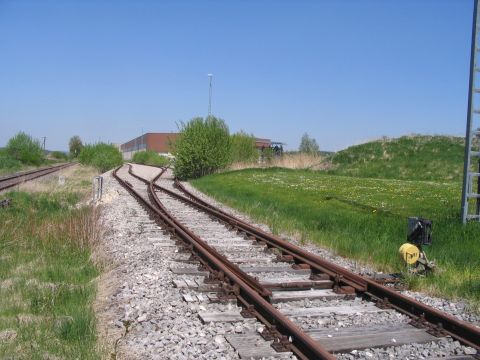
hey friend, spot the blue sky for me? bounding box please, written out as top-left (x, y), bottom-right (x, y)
top-left (0, 0), bottom-right (474, 151)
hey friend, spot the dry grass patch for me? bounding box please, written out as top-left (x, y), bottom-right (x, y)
top-left (230, 152), bottom-right (329, 171)
top-left (17, 164), bottom-right (98, 198)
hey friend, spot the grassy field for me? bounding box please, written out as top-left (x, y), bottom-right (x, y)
top-left (0, 165), bottom-right (101, 359)
top-left (191, 167), bottom-right (480, 310)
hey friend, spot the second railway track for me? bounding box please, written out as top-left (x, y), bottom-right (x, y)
top-left (114, 163), bottom-right (479, 360)
top-left (0, 162), bottom-right (74, 192)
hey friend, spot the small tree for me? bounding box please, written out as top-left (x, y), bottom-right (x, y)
top-left (231, 131), bottom-right (258, 163)
top-left (79, 143), bottom-right (123, 172)
top-left (69, 136), bottom-right (83, 158)
top-left (173, 116), bottom-right (231, 179)
top-left (6, 132), bottom-right (44, 165)
top-left (299, 133), bottom-right (320, 155)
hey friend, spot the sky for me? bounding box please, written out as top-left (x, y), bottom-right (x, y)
top-left (0, 0), bottom-right (475, 152)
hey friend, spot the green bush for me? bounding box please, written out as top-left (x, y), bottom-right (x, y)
top-left (78, 143), bottom-right (123, 172)
top-left (0, 148), bottom-right (22, 170)
top-left (173, 116), bottom-right (231, 180)
top-left (231, 131), bottom-right (258, 163)
top-left (50, 151), bottom-right (68, 160)
top-left (5, 132), bottom-right (44, 165)
top-left (132, 151), bottom-right (169, 167)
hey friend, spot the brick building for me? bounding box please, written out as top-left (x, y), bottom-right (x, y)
top-left (120, 133), bottom-right (179, 160)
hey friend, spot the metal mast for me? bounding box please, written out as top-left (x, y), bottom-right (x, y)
top-left (461, 0), bottom-right (480, 223)
top-left (208, 73), bottom-right (213, 117)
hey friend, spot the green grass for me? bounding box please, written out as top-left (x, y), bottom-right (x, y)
top-left (0, 151), bottom-right (68, 177)
top-left (191, 168), bottom-right (480, 310)
top-left (0, 191), bottom-right (100, 359)
top-left (131, 150), bottom-right (170, 167)
top-left (325, 135), bottom-right (465, 181)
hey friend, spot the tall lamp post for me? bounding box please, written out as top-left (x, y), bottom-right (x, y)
top-left (208, 73), bottom-right (213, 117)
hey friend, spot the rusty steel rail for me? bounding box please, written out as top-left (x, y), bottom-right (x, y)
top-left (168, 179), bottom-right (480, 351)
top-left (0, 163), bottom-right (75, 191)
top-left (115, 165), bottom-right (336, 360)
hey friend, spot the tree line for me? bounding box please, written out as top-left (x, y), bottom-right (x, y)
top-left (2, 120), bottom-right (320, 177)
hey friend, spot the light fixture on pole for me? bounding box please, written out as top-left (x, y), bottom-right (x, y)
top-left (208, 73), bottom-right (213, 117)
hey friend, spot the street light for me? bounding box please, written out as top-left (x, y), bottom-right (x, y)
top-left (208, 73), bottom-right (213, 117)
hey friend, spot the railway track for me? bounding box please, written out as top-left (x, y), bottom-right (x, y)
top-left (114, 163), bottom-right (479, 360)
top-left (0, 163), bottom-right (74, 192)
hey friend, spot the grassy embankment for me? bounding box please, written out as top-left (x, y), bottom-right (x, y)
top-left (191, 136), bottom-right (480, 310)
top-left (0, 165), bottom-right (101, 359)
top-left (326, 135), bottom-right (465, 181)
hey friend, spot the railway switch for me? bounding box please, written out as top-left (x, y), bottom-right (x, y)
top-left (399, 217), bottom-right (435, 274)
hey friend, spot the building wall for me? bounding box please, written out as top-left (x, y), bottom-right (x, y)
top-left (146, 133), bottom-right (178, 153)
top-left (120, 135), bottom-right (147, 153)
top-left (120, 133), bottom-right (179, 160)
top-left (255, 138), bottom-right (271, 149)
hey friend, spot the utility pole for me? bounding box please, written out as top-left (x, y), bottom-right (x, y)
top-left (41, 137), bottom-right (46, 151)
top-left (208, 73), bottom-right (213, 118)
top-left (461, 0), bottom-right (480, 223)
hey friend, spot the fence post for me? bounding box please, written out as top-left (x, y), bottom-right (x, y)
top-left (92, 176), bottom-right (103, 202)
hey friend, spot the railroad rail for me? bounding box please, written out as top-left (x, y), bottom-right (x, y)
top-left (114, 164), bottom-right (480, 359)
top-left (0, 163), bottom-right (74, 192)
top-left (169, 180), bottom-right (480, 350)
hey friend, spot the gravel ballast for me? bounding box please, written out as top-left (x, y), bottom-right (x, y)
top-left (96, 167), bottom-right (241, 359)
top-left (93, 165), bottom-right (478, 359)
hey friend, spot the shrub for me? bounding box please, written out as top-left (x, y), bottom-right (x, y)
top-left (0, 149), bottom-right (22, 170)
top-left (231, 131), bottom-right (258, 163)
top-left (79, 143), bottom-right (123, 172)
top-left (50, 151), bottom-right (68, 160)
top-left (5, 132), bottom-right (44, 165)
top-left (173, 116), bottom-right (231, 179)
top-left (132, 151), bottom-right (169, 167)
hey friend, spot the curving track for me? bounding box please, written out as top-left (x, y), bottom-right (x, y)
top-left (0, 163), bottom-right (75, 192)
top-left (114, 164), bottom-right (479, 360)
